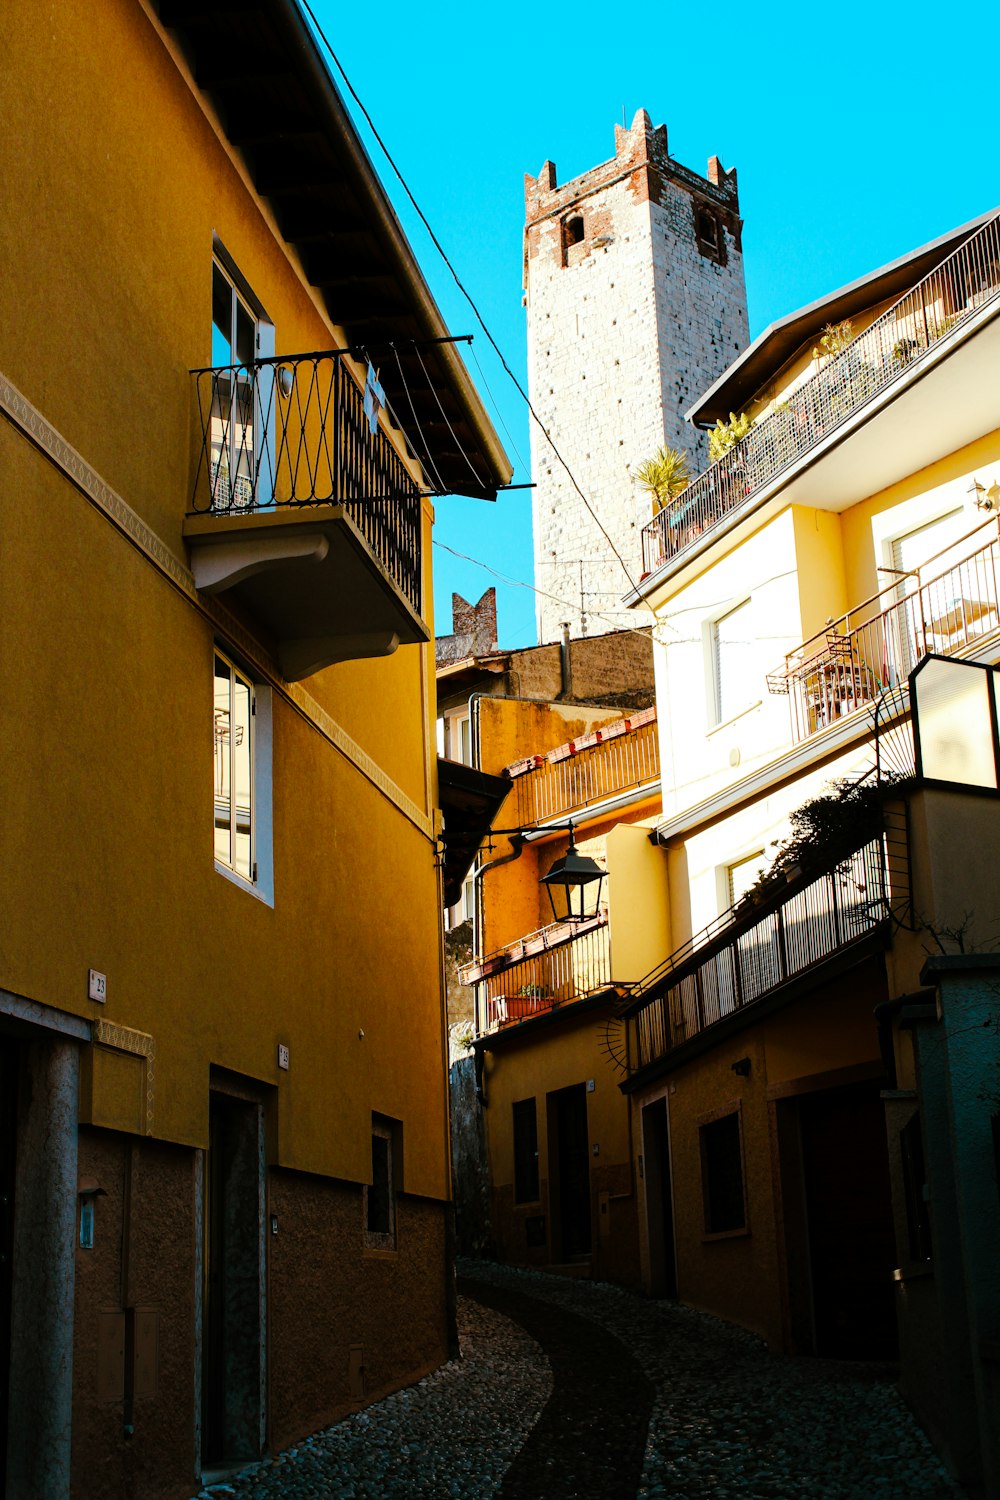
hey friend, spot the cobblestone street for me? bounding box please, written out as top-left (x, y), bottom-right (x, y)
top-left (196, 1262), bottom-right (963, 1500)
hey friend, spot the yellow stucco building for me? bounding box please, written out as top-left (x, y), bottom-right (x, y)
top-left (0, 2), bottom-right (509, 1494)
top-left (453, 657), bottom-right (665, 1284)
top-left (620, 209), bottom-right (1000, 1490)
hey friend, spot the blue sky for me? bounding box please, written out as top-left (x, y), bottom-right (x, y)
top-left (308, 0), bottom-right (1000, 651)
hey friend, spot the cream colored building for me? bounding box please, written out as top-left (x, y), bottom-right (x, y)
top-left (617, 209), bottom-right (1000, 1491)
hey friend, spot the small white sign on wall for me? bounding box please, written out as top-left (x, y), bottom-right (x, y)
top-left (88, 969), bottom-right (107, 1003)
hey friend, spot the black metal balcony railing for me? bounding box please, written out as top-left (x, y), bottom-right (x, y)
top-left (190, 351), bottom-right (422, 614)
top-left (507, 709), bottom-right (660, 828)
top-left (769, 521), bottom-right (1000, 741)
top-left (625, 837), bottom-right (889, 1075)
top-left (463, 915), bottom-right (612, 1034)
top-left (641, 213), bottom-right (1000, 575)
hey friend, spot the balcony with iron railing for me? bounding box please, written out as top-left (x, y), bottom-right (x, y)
top-left (183, 350), bottom-right (426, 680)
top-left (641, 214), bottom-right (1000, 578)
top-left (462, 914), bottom-right (614, 1035)
top-left (505, 708), bottom-right (660, 828)
top-left (622, 835), bottom-right (893, 1083)
top-left (768, 520), bottom-right (1000, 742)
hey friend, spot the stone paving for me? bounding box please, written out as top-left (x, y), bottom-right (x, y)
top-left (194, 1260), bottom-right (964, 1500)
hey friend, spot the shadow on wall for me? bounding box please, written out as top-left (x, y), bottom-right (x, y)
top-left (449, 1056), bottom-right (494, 1257)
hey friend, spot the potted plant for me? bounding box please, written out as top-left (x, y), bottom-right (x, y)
top-left (634, 445), bottom-right (691, 515)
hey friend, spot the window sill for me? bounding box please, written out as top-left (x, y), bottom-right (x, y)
top-left (707, 701), bottom-right (762, 737)
top-left (363, 1244), bottom-right (398, 1258)
top-left (701, 1225), bottom-right (751, 1243)
top-left (214, 860), bottom-right (274, 908)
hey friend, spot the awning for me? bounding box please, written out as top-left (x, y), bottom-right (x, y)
top-left (437, 758), bottom-right (510, 908)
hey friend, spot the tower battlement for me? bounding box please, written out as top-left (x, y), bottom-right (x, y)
top-left (524, 110), bottom-right (749, 642)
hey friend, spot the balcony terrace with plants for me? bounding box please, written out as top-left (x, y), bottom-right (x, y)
top-left (462, 914), bottom-right (614, 1035)
top-left (641, 214), bottom-right (1000, 577)
top-left (621, 781), bottom-right (910, 1086)
top-left (768, 517), bottom-right (1000, 741)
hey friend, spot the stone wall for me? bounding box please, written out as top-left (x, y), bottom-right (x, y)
top-left (525, 110), bottom-right (749, 643)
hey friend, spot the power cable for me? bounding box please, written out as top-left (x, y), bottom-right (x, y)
top-left (298, 0), bottom-right (654, 615)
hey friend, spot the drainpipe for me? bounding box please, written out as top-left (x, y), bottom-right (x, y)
top-left (559, 622), bottom-right (573, 700)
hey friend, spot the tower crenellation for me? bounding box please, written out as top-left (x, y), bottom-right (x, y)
top-left (525, 109), bottom-right (749, 642)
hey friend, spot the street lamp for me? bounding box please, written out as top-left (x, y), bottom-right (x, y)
top-left (540, 823), bottom-right (607, 923)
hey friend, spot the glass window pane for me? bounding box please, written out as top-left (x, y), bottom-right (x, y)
top-left (715, 600), bottom-right (754, 724)
top-left (232, 671), bottom-right (253, 879)
top-left (235, 297), bottom-right (255, 368)
top-left (213, 655), bottom-right (231, 867)
top-left (212, 263), bottom-right (232, 366)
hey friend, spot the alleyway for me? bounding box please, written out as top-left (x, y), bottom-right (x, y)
top-left (195, 1262), bottom-right (961, 1500)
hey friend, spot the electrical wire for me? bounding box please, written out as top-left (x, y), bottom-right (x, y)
top-left (432, 539), bottom-right (670, 643)
top-left (413, 341), bottom-right (486, 488)
top-left (297, 0), bottom-right (654, 615)
top-left (383, 345), bottom-right (450, 496)
top-left (467, 343), bottom-right (529, 478)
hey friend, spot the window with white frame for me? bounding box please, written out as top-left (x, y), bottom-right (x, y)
top-left (364, 1117), bottom-right (399, 1251)
top-left (210, 251), bottom-right (274, 510)
top-left (726, 851), bottom-right (768, 909)
top-left (712, 599), bottom-right (755, 725)
top-left (214, 650), bottom-right (254, 882)
top-left (213, 649), bottom-right (272, 899)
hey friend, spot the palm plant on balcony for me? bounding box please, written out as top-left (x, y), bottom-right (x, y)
top-left (635, 445), bottom-right (691, 514)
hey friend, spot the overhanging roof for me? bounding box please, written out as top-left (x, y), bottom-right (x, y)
top-left (437, 758), bottom-right (511, 907)
top-left (687, 208), bottom-right (999, 427)
top-left (154, 0), bottom-right (512, 500)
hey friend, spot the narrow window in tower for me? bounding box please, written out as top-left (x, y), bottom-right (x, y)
top-left (695, 210), bottom-right (722, 262)
top-left (562, 215), bottom-right (585, 265)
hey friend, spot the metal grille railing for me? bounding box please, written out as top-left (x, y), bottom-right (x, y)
top-left (190, 351), bottom-right (423, 614)
top-left (509, 714), bottom-right (660, 826)
top-left (626, 837), bottom-right (889, 1074)
top-left (467, 916), bottom-right (612, 1034)
top-left (770, 522), bottom-right (1000, 741)
top-left (641, 213), bottom-right (1000, 575)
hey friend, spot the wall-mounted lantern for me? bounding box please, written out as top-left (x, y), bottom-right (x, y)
top-left (540, 823), bottom-right (607, 923)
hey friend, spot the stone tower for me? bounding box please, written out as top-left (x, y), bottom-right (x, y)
top-left (524, 109), bottom-right (749, 641)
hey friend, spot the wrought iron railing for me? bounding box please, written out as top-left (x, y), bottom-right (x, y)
top-left (624, 837), bottom-right (889, 1074)
top-left (506, 709), bottom-right (659, 827)
top-left (769, 521), bottom-right (1000, 741)
top-left (464, 915), bottom-right (612, 1034)
top-left (190, 351), bottom-right (423, 614)
top-left (641, 213), bottom-right (1000, 575)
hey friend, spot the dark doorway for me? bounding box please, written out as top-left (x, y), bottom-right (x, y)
top-left (0, 1041), bottom-right (18, 1498)
top-left (550, 1085), bottom-right (591, 1261)
top-left (202, 1092), bottom-right (264, 1468)
top-left (799, 1080), bottom-right (897, 1358)
top-left (641, 1098), bottom-right (677, 1298)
